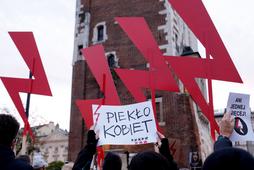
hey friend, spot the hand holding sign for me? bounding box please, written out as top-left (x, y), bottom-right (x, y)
top-left (92, 101), bottom-right (157, 146)
top-left (226, 92), bottom-right (254, 142)
top-left (219, 112), bottom-right (234, 138)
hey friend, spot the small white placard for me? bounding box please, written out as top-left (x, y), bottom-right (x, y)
top-left (227, 92), bottom-right (254, 142)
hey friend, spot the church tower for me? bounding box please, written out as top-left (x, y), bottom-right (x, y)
top-left (69, 0), bottom-right (212, 168)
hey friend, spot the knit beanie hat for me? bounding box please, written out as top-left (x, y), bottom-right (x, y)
top-left (129, 151), bottom-right (171, 170)
top-left (203, 147), bottom-right (254, 170)
top-left (103, 152), bottom-right (122, 170)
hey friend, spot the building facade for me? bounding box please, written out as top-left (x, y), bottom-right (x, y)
top-left (69, 0), bottom-right (213, 168)
top-left (34, 122), bottom-right (69, 163)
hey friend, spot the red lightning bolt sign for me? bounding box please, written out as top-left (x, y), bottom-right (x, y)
top-left (113, 0), bottom-right (242, 139)
top-left (76, 20), bottom-right (178, 131)
top-left (76, 0), bottom-right (242, 141)
top-left (1, 32), bottom-right (52, 138)
top-left (76, 45), bottom-right (121, 128)
top-left (164, 0), bottom-right (243, 139)
top-left (114, 17), bottom-right (179, 102)
top-left (114, 17), bottom-right (180, 132)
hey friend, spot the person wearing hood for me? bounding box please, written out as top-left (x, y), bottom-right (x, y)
top-left (0, 114), bottom-right (33, 170)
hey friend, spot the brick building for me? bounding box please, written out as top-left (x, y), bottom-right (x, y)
top-left (69, 0), bottom-right (213, 168)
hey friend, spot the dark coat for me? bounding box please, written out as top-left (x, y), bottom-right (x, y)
top-left (159, 138), bottom-right (179, 170)
top-left (72, 130), bottom-right (97, 170)
top-left (213, 136), bottom-right (233, 151)
top-left (73, 132), bottom-right (178, 170)
top-left (72, 130), bottom-right (122, 170)
top-left (0, 145), bottom-right (33, 170)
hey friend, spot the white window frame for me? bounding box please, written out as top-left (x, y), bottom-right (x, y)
top-left (156, 97), bottom-right (166, 126)
top-left (92, 21), bottom-right (108, 44)
top-left (105, 51), bottom-right (119, 68)
top-left (149, 97), bottom-right (165, 126)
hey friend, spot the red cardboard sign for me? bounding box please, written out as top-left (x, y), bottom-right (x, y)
top-left (76, 0), bottom-right (243, 140)
top-left (165, 0), bottom-right (242, 138)
top-left (1, 32), bottom-right (52, 138)
top-left (76, 45), bottom-right (121, 128)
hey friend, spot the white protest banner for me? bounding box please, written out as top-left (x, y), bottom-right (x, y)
top-left (226, 92), bottom-right (254, 142)
top-left (92, 101), bottom-right (157, 145)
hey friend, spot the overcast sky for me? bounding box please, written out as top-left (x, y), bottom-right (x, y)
top-left (0, 0), bottom-right (253, 130)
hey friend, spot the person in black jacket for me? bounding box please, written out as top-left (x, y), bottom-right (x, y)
top-left (0, 114), bottom-right (33, 170)
top-left (203, 112), bottom-right (254, 170)
top-left (158, 132), bottom-right (178, 170)
top-left (73, 128), bottom-right (178, 170)
top-left (17, 155), bottom-right (31, 165)
top-left (72, 129), bottom-right (122, 170)
top-left (72, 130), bottom-right (98, 170)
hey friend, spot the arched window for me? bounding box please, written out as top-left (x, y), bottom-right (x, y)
top-left (92, 22), bottom-right (108, 44)
top-left (106, 52), bottom-right (119, 68)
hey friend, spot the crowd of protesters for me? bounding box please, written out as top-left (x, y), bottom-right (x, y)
top-left (1, 112), bottom-right (254, 170)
